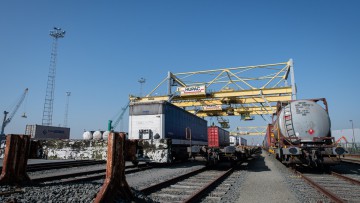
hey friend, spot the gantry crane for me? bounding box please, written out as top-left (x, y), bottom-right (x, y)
top-left (1, 88), bottom-right (29, 137)
top-left (129, 59), bottom-right (296, 128)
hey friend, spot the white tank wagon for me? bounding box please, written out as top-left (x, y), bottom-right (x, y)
top-left (271, 98), bottom-right (346, 168)
top-left (273, 100), bottom-right (331, 142)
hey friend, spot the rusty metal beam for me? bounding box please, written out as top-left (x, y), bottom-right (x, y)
top-left (0, 134), bottom-right (31, 185)
top-left (94, 132), bottom-right (133, 202)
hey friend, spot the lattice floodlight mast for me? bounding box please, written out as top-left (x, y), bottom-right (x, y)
top-left (129, 59), bottom-right (296, 122)
top-left (42, 27), bottom-right (65, 126)
top-left (63, 92), bottom-right (71, 127)
top-left (138, 77), bottom-right (146, 97)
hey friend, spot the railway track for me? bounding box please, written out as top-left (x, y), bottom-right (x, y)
top-left (341, 158), bottom-right (360, 165)
top-left (31, 163), bottom-right (151, 184)
top-left (296, 170), bottom-right (360, 202)
top-left (0, 160), bottom-right (106, 172)
top-left (140, 167), bottom-right (233, 203)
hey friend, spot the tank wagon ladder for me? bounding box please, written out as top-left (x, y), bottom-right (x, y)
top-left (284, 105), bottom-right (296, 138)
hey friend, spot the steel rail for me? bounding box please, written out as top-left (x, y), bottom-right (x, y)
top-left (140, 167), bottom-right (207, 194)
top-left (140, 167), bottom-right (234, 203)
top-left (31, 165), bottom-right (152, 184)
top-left (0, 160), bottom-right (144, 172)
top-left (0, 160), bottom-right (105, 173)
top-left (295, 171), bottom-right (345, 203)
top-left (331, 171), bottom-right (360, 186)
top-left (26, 160), bottom-right (106, 171)
top-left (183, 168), bottom-right (234, 203)
top-left (340, 158), bottom-right (360, 165)
top-left (0, 188), bottom-right (24, 196)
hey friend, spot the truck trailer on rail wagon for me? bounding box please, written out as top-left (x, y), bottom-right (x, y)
top-left (128, 101), bottom-right (208, 163)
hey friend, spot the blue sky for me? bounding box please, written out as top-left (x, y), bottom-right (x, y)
top-left (1, 1), bottom-right (359, 143)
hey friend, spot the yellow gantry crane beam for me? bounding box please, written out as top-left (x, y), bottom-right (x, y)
top-left (130, 59), bottom-right (296, 120)
top-left (131, 87), bottom-right (292, 105)
top-left (188, 106), bottom-right (275, 117)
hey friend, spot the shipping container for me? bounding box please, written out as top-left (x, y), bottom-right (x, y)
top-left (207, 126), bottom-right (230, 148)
top-left (25, 125), bottom-right (70, 139)
top-left (129, 101), bottom-right (207, 145)
top-left (229, 136), bottom-right (239, 146)
top-left (240, 137), bottom-right (247, 146)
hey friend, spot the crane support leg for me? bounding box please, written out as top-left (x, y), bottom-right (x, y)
top-left (94, 132), bottom-right (133, 202)
top-left (0, 135), bottom-right (31, 185)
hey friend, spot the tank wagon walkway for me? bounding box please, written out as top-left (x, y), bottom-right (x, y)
top-left (236, 152), bottom-right (298, 203)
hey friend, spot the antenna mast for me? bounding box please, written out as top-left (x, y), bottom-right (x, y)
top-left (42, 27), bottom-right (65, 126)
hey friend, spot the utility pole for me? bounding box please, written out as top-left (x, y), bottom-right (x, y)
top-left (42, 27), bottom-right (65, 126)
top-left (63, 92), bottom-right (71, 127)
top-left (350, 120), bottom-right (356, 148)
top-left (138, 77), bottom-right (146, 97)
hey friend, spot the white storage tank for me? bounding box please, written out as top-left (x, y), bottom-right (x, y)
top-left (102, 131), bottom-right (110, 140)
top-left (83, 131), bottom-right (93, 140)
top-left (93, 130), bottom-right (102, 140)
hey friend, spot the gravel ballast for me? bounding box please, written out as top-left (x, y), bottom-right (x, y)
top-left (2, 153), bottom-right (356, 202)
top-left (0, 161), bottom-right (205, 202)
top-left (235, 153), bottom-right (299, 203)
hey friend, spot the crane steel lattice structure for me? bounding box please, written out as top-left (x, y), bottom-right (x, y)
top-left (129, 59), bottom-right (296, 128)
top-left (230, 126), bottom-right (267, 136)
top-left (42, 27), bottom-right (66, 126)
top-left (1, 88), bottom-right (29, 137)
top-left (63, 92), bottom-right (71, 127)
top-left (138, 77), bottom-right (146, 97)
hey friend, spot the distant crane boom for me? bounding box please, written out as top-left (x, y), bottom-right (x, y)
top-left (336, 136), bottom-right (349, 144)
top-left (1, 88), bottom-right (29, 136)
top-left (111, 101), bottom-right (130, 131)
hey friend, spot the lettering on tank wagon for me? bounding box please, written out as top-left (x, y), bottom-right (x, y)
top-left (295, 102), bottom-right (313, 116)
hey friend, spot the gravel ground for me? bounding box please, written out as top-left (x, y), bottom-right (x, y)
top-left (3, 155), bottom-right (351, 203)
top-left (200, 166), bottom-right (247, 203)
top-left (234, 152), bottom-right (299, 203)
top-left (0, 161), bottom-right (205, 202)
top-left (262, 151), bottom-right (330, 203)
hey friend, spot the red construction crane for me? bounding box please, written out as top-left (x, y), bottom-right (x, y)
top-left (335, 136), bottom-right (349, 144)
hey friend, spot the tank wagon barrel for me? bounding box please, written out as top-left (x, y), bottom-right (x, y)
top-left (264, 98), bottom-right (347, 168)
